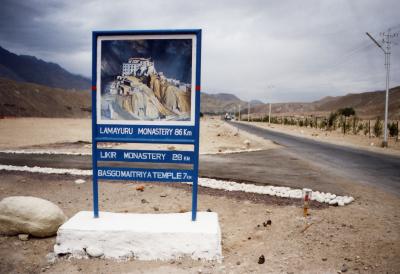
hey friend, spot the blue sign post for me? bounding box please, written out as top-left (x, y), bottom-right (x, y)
top-left (92, 29), bottom-right (201, 221)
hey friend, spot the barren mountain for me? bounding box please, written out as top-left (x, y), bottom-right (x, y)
top-left (201, 92), bottom-right (259, 114)
top-left (0, 46), bottom-right (90, 90)
top-left (0, 78), bottom-right (91, 118)
top-left (251, 86), bottom-right (400, 119)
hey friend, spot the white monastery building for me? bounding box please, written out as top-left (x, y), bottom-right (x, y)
top-left (122, 57), bottom-right (156, 77)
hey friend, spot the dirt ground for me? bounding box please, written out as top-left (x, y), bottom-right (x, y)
top-left (0, 117), bottom-right (276, 154)
top-left (0, 117), bottom-right (399, 273)
top-left (246, 121), bottom-right (400, 156)
top-left (0, 171), bottom-right (399, 274)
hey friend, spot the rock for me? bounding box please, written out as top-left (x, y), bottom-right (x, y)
top-left (46, 252), bottom-right (57, 264)
top-left (141, 199), bottom-right (149, 204)
top-left (74, 179), bottom-right (86, 184)
top-left (341, 263), bottom-right (348, 272)
top-left (344, 257), bottom-right (352, 261)
top-left (0, 196), bottom-right (67, 237)
top-left (258, 255), bottom-right (265, 264)
top-left (160, 194), bottom-right (168, 198)
top-left (153, 207), bottom-right (159, 211)
top-left (322, 257), bottom-right (327, 261)
top-left (18, 234), bottom-right (29, 241)
top-left (206, 209), bottom-right (212, 212)
top-left (86, 246), bottom-right (103, 258)
top-left (135, 185), bottom-right (145, 192)
top-left (244, 140), bottom-right (251, 148)
top-left (236, 261), bottom-right (241, 265)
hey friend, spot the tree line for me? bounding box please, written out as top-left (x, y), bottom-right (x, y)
top-left (244, 107), bottom-right (399, 139)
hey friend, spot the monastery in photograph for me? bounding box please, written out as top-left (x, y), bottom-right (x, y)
top-left (114, 57), bottom-right (191, 96)
top-left (122, 57), bottom-right (156, 77)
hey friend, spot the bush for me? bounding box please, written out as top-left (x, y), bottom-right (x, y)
top-left (388, 122), bottom-right (399, 137)
top-left (328, 112), bottom-right (338, 130)
top-left (363, 122), bottom-right (370, 136)
top-left (356, 122), bottom-right (363, 134)
top-left (337, 107), bottom-right (356, 117)
top-left (271, 116), bottom-right (279, 124)
top-left (374, 117), bottom-right (383, 137)
top-left (320, 119), bottom-right (327, 129)
top-left (304, 118), bottom-right (310, 127)
top-left (283, 117), bottom-right (289, 125)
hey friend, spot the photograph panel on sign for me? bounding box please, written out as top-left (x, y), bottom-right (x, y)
top-left (96, 34), bottom-right (196, 126)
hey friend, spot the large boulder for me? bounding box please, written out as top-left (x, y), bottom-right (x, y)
top-left (0, 196), bottom-right (67, 237)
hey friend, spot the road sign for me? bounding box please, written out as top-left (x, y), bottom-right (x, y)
top-left (92, 29), bottom-right (202, 220)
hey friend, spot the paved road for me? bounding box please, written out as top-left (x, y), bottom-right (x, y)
top-left (229, 122), bottom-right (400, 194)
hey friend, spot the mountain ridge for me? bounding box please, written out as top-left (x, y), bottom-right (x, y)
top-left (0, 46), bottom-right (90, 90)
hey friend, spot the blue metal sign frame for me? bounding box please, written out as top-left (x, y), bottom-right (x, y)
top-left (92, 29), bottom-right (201, 221)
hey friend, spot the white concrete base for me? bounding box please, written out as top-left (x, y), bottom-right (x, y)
top-left (54, 211), bottom-right (222, 261)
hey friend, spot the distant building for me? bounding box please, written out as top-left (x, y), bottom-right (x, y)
top-left (122, 57), bottom-right (156, 77)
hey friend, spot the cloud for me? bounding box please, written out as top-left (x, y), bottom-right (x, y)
top-left (0, 0), bottom-right (399, 102)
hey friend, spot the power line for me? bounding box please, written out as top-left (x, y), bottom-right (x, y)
top-left (326, 43), bottom-right (374, 70)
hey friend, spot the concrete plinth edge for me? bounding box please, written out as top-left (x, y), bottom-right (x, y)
top-left (54, 211), bottom-right (222, 261)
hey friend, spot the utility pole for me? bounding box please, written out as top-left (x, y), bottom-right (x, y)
top-left (248, 101), bottom-right (250, 122)
top-left (268, 103), bottom-right (272, 124)
top-left (366, 29), bottom-right (399, 147)
top-left (238, 104), bottom-right (241, 121)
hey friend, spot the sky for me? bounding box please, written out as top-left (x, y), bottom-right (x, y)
top-left (0, 0), bottom-right (399, 102)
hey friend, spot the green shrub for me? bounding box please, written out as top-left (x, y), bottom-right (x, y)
top-left (356, 122), bottom-right (363, 134)
top-left (374, 117), bottom-right (383, 137)
top-left (337, 107), bottom-right (356, 117)
top-left (363, 122), bottom-right (370, 136)
top-left (388, 122), bottom-right (399, 137)
top-left (283, 117), bottom-right (289, 125)
top-left (319, 119), bottom-right (327, 129)
top-left (328, 112), bottom-right (338, 130)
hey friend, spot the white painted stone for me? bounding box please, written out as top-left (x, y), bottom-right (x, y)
top-left (86, 246), bottom-right (104, 258)
top-left (54, 211), bottom-right (222, 261)
top-left (18, 234), bottom-right (29, 241)
top-left (0, 165), bottom-right (355, 207)
top-left (0, 196), bottom-right (67, 237)
top-left (74, 179), bottom-right (86, 184)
